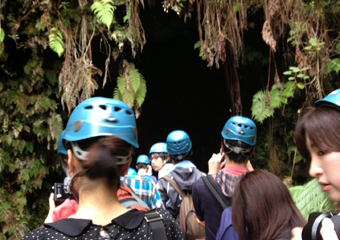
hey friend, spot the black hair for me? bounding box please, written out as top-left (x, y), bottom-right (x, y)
top-left (136, 163), bottom-right (148, 169)
top-left (222, 139), bottom-right (254, 163)
top-left (149, 152), bottom-right (169, 161)
top-left (170, 151), bottom-right (192, 164)
top-left (72, 136), bottom-right (133, 192)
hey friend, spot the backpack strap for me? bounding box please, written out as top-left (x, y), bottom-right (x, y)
top-left (162, 176), bottom-right (186, 198)
top-left (201, 174), bottom-right (230, 209)
top-left (144, 209), bottom-right (167, 239)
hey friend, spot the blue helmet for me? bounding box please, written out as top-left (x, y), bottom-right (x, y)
top-left (57, 130), bottom-right (67, 155)
top-left (137, 155), bottom-right (150, 164)
top-left (127, 168), bottom-right (137, 175)
top-left (149, 142), bottom-right (168, 154)
top-left (63, 97), bottom-right (138, 148)
top-left (166, 130), bottom-right (192, 155)
top-left (315, 89), bottom-right (340, 109)
top-left (221, 116), bottom-right (257, 146)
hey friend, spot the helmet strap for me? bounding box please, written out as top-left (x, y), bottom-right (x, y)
top-left (70, 142), bottom-right (89, 160)
top-left (70, 142), bottom-right (132, 165)
top-left (171, 152), bottom-right (189, 161)
top-left (223, 139), bottom-right (253, 155)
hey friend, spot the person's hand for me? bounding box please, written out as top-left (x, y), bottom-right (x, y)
top-left (291, 227), bottom-right (302, 240)
top-left (44, 193), bottom-right (56, 223)
top-left (208, 153), bottom-right (225, 178)
top-left (321, 218), bottom-right (339, 240)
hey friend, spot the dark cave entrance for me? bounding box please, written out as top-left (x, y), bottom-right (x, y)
top-left (94, 3), bottom-right (267, 172)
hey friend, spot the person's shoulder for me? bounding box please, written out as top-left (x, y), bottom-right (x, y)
top-left (22, 223), bottom-right (78, 240)
top-left (192, 176), bottom-right (204, 188)
top-left (22, 228), bottom-right (48, 240)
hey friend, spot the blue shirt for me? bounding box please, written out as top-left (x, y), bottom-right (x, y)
top-left (122, 175), bottom-right (164, 209)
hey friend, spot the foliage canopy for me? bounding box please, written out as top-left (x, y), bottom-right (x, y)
top-left (1, 0), bottom-right (340, 238)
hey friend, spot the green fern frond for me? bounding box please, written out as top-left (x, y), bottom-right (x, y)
top-left (123, 3), bottom-right (132, 23)
top-left (282, 81), bottom-right (296, 98)
top-left (91, 0), bottom-right (116, 30)
top-left (251, 90), bottom-right (274, 123)
top-left (49, 28), bottom-right (64, 57)
top-left (269, 86), bottom-right (286, 108)
top-left (130, 69), bottom-right (141, 93)
top-left (289, 178), bottom-right (336, 220)
top-left (135, 78), bottom-right (146, 107)
top-left (117, 75), bottom-right (126, 94)
top-left (122, 89), bottom-right (135, 108)
top-left (0, 28), bottom-right (5, 42)
top-left (113, 87), bottom-right (122, 101)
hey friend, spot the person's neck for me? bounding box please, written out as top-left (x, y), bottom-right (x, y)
top-left (138, 169), bottom-right (147, 175)
top-left (223, 156), bottom-right (247, 169)
top-left (70, 181), bottom-right (128, 225)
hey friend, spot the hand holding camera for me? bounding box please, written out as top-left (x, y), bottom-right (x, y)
top-left (301, 212), bottom-right (340, 240)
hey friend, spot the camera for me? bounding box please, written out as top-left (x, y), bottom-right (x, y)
top-left (52, 182), bottom-right (74, 202)
top-left (302, 212), bottom-right (340, 240)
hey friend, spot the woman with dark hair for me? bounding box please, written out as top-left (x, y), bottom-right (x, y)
top-left (291, 89), bottom-right (340, 240)
top-left (217, 169), bottom-right (306, 240)
top-left (22, 97), bottom-right (183, 240)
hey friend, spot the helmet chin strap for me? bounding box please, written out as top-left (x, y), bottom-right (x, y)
top-left (223, 139), bottom-right (252, 155)
top-left (171, 152), bottom-right (189, 161)
top-left (70, 141), bottom-right (132, 165)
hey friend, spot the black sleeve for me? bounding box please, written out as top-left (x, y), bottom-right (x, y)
top-left (192, 179), bottom-right (204, 221)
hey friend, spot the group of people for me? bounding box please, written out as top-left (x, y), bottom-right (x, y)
top-left (21, 88), bottom-right (340, 240)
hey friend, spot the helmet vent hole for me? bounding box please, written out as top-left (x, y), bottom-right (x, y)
top-left (114, 107), bottom-right (122, 112)
top-left (99, 105), bottom-right (107, 110)
top-left (125, 110), bottom-right (133, 115)
top-left (245, 126), bottom-right (248, 128)
top-left (84, 105), bottom-right (93, 109)
top-left (238, 124), bottom-right (242, 127)
top-left (250, 127), bottom-right (254, 129)
top-left (232, 122), bottom-right (236, 125)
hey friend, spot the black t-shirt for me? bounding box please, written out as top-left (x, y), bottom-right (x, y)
top-left (22, 209), bottom-right (183, 240)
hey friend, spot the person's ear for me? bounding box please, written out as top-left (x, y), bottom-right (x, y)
top-left (67, 149), bottom-right (76, 175)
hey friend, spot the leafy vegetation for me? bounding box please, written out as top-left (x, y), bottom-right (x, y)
top-left (289, 178), bottom-right (336, 220)
top-left (0, 0), bottom-right (147, 238)
top-left (1, 0), bottom-right (340, 238)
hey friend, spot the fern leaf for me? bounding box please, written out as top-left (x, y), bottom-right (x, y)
top-left (123, 3), bottom-right (132, 23)
top-left (129, 69), bottom-right (141, 93)
top-left (0, 28), bottom-right (5, 42)
top-left (251, 90), bottom-right (274, 123)
top-left (135, 79), bottom-right (146, 107)
top-left (117, 75), bottom-right (126, 95)
top-left (122, 89), bottom-right (134, 108)
top-left (289, 178), bottom-right (336, 220)
top-left (269, 87), bottom-right (285, 108)
top-left (282, 81), bottom-right (296, 98)
top-left (49, 28), bottom-right (64, 57)
top-left (91, 0), bottom-right (116, 30)
top-left (113, 87), bottom-right (122, 101)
